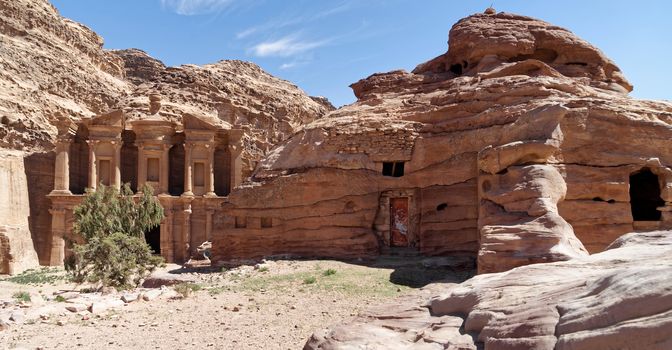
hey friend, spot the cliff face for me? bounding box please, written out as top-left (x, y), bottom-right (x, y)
top-left (0, 0), bottom-right (332, 271)
top-left (0, 0), bottom-right (128, 151)
top-left (212, 11), bottom-right (672, 272)
top-left (111, 49), bottom-right (333, 176)
top-left (0, 0), bottom-right (331, 160)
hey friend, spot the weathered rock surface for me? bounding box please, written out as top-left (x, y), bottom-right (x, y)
top-left (212, 10), bottom-right (672, 271)
top-left (305, 231), bottom-right (672, 349)
top-left (0, 0), bottom-right (128, 152)
top-left (111, 48), bottom-right (333, 178)
top-left (0, 151), bottom-right (39, 274)
top-left (0, 0), bottom-right (332, 270)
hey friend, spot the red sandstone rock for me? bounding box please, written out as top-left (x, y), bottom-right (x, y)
top-left (212, 11), bottom-right (672, 274)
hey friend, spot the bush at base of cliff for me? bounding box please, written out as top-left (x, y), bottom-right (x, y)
top-left (67, 183), bottom-right (164, 289)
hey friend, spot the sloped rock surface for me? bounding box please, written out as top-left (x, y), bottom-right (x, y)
top-left (112, 49), bottom-right (333, 175)
top-left (0, 0), bottom-right (128, 151)
top-left (306, 231), bottom-right (672, 349)
top-left (214, 10), bottom-right (672, 269)
top-left (0, 0), bottom-right (331, 169)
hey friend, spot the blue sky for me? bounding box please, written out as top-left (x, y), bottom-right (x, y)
top-left (50, 0), bottom-right (671, 107)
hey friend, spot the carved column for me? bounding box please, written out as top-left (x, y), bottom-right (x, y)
top-left (137, 144), bottom-right (147, 191)
top-left (112, 140), bottom-right (121, 190)
top-left (228, 144), bottom-right (243, 191)
top-left (49, 208), bottom-right (67, 266)
top-left (182, 202), bottom-right (192, 261)
top-left (205, 209), bottom-right (214, 242)
top-left (160, 144), bottom-right (171, 194)
top-left (160, 208), bottom-right (174, 263)
top-left (183, 143), bottom-right (194, 196)
top-left (87, 141), bottom-right (97, 190)
top-left (206, 144), bottom-right (216, 196)
top-left (51, 138), bottom-right (72, 195)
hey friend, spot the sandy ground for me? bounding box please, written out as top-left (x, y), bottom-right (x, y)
top-left (0, 258), bottom-right (471, 350)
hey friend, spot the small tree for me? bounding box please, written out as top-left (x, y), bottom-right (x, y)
top-left (69, 183), bottom-right (164, 289)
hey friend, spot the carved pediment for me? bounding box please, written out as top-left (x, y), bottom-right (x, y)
top-left (90, 110), bottom-right (124, 128)
top-left (183, 113), bottom-right (227, 131)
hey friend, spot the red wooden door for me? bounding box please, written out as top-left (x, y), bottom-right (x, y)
top-left (389, 197), bottom-right (409, 247)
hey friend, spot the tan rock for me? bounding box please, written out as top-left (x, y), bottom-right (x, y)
top-left (212, 11), bottom-right (672, 277)
top-left (306, 231), bottom-right (672, 349)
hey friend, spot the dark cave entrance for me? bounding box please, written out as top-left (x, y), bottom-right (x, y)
top-left (144, 226), bottom-right (161, 255)
top-left (629, 168), bottom-right (665, 221)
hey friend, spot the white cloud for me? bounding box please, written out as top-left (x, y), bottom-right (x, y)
top-left (235, 1), bottom-right (354, 39)
top-left (249, 35), bottom-right (330, 57)
top-left (279, 62), bottom-right (298, 70)
top-left (160, 0), bottom-right (233, 15)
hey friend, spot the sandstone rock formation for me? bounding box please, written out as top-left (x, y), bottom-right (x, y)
top-left (0, 0), bottom-right (332, 272)
top-left (111, 49), bottom-right (333, 178)
top-left (305, 231), bottom-right (672, 349)
top-left (0, 0), bottom-right (127, 152)
top-left (212, 11), bottom-right (672, 274)
top-left (0, 151), bottom-right (39, 274)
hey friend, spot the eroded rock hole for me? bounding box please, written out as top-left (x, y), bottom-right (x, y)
top-left (449, 63), bottom-right (463, 75)
top-left (510, 48), bottom-right (558, 64)
top-left (436, 203), bottom-right (448, 211)
top-left (629, 168), bottom-right (665, 221)
top-left (481, 180), bottom-right (491, 192)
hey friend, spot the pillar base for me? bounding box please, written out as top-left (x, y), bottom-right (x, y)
top-left (181, 191), bottom-right (194, 197)
top-left (204, 192), bottom-right (217, 198)
top-left (48, 189), bottom-right (72, 196)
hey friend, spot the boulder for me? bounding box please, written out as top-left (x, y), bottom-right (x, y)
top-left (89, 299), bottom-right (125, 314)
top-left (306, 231), bottom-right (672, 349)
top-left (141, 289), bottom-right (162, 301)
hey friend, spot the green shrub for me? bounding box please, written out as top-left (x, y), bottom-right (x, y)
top-left (6, 268), bottom-right (64, 285)
top-left (174, 283), bottom-right (202, 298)
top-left (55, 295), bottom-right (66, 302)
top-left (68, 183), bottom-right (164, 289)
top-left (13, 291), bottom-right (31, 303)
top-left (258, 266), bottom-right (269, 273)
top-left (303, 276), bottom-right (317, 285)
top-left (322, 268), bottom-right (337, 277)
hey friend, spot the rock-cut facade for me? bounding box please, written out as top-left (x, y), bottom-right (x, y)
top-left (210, 12), bottom-right (672, 273)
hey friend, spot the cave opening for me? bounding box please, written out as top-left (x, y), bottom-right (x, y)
top-left (629, 168), bottom-right (665, 221)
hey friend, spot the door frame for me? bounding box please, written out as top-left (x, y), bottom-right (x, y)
top-left (374, 189), bottom-right (419, 248)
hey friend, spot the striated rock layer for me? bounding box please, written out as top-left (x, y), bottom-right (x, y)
top-left (212, 11), bottom-right (672, 272)
top-left (111, 49), bottom-right (333, 177)
top-left (0, 0), bottom-right (332, 270)
top-left (305, 230), bottom-right (672, 350)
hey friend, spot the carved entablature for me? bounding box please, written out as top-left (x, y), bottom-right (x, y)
top-left (87, 110), bottom-right (124, 142)
top-left (132, 116), bottom-right (177, 146)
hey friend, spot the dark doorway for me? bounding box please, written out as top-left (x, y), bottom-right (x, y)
top-left (169, 142), bottom-right (185, 196)
top-left (389, 197), bottom-right (409, 247)
top-left (213, 145), bottom-right (231, 196)
top-left (630, 168), bottom-right (665, 221)
top-left (144, 226), bottom-right (161, 255)
top-left (69, 126), bottom-right (89, 194)
top-left (120, 130), bottom-right (138, 192)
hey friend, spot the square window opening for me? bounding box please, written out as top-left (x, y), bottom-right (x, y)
top-left (382, 161), bottom-right (405, 177)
